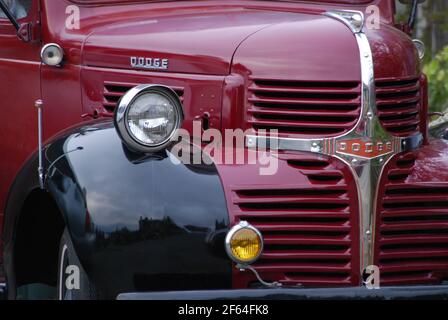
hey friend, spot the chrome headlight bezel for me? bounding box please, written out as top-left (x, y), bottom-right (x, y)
top-left (114, 84), bottom-right (184, 153)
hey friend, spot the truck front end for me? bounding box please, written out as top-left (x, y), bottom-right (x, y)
top-left (4, 0), bottom-right (448, 300)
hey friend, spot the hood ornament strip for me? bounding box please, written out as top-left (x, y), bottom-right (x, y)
top-left (246, 10), bottom-right (422, 284)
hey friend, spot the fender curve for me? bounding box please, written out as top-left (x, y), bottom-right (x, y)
top-left (5, 120), bottom-right (232, 299)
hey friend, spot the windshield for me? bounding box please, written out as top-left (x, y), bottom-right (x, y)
top-left (0, 0), bottom-right (31, 20)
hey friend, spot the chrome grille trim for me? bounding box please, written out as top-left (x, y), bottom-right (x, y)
top-left (246, 10), bottom-right (423, 284)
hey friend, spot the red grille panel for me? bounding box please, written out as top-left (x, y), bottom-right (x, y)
top-left (376, 153), bottom-right (448, 285)
top-left (231, 154), bottom-right (360, 287)
top-left (376, 77), bottom-right (421, 137)
top-left (247, 78), bottom-right (362, 138)
top-left (102, 81), bottom-right (184, 114)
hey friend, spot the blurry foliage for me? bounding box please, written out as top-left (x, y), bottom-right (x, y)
top-left (424, 46), bottom-right (448, 113)
top-left (421, 0), bottom-right (448, 113)
top-left (420, 0), bottom-right (448, 62)
top-left (395, 1), bottom-right (448, 113)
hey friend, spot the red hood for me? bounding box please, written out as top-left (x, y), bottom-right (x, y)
top-left (82, 8), bottom-right (305, 75)
top-left (232, 12), bottom-right (360, 82)
top-left (82, 4), bottom-right (416, 81)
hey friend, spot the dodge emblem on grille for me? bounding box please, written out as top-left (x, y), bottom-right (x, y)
top-left (336, 138), bottom-right (394, 159)
top-left (246, 10), bottom-right (424, 277)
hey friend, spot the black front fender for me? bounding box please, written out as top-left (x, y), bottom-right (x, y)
top-left (6, 120), bottom-right (232, 299)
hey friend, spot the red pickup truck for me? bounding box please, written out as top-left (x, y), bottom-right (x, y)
top-left (1, 0), bottom-right (448, 300)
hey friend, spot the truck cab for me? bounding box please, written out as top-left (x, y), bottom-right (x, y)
top-left (1, 0), bottom-right (448, 300)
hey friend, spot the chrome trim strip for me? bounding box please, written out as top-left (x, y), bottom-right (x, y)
top-left (324, 10), bottom-right (364, 33)
top-left (35, 100), bottom-right (44, 190)
top-left (245, 10), bottom-right (423, 283)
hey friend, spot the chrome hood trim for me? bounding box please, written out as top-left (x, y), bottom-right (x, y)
top-left (246, 10), bottom-right (423, 284)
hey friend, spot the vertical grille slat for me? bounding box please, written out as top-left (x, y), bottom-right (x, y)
top-left (247, 78), bottom-right (362, 137)
top-left (376, 153), bottom-right (448, 285)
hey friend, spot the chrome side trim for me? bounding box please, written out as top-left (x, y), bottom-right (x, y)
top-left (35, 100), bottom-right (44, 189)
top-left (324, 10), bottom-right (364, 33)
top-left (246, 10), bottom-right (423, 283)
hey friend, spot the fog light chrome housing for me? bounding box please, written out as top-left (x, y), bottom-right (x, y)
top-left (115, 84), bottom-right (183, 153)
top-left (225, 221), bottom-right (263, 265)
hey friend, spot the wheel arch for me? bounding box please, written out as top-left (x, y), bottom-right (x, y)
top-left (5, 120), bottom-right (232, 299)
top-left (3, 154), bottom-right (67, 299)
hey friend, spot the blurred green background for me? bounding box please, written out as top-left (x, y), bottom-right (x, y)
top-left (396, 0), bottom-right (448, 117)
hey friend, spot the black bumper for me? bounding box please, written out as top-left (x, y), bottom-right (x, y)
top-left (117, 285), bottom-right (448, 300)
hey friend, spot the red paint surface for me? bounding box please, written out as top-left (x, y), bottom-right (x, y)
top-left (374, 140), bottom-right (448, 286)
top-left (214, 149), bottom-right (361, 287)
top-left (0, 0), bottom-right (438, 289)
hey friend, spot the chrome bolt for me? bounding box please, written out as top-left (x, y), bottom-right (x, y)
top-left (365, 230), bottom-right (371, 239)
top-left (351, 14), bottom-right (363, 30)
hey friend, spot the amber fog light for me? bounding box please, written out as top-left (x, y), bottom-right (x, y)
top-left (225, 221), bottom-right (263, 265)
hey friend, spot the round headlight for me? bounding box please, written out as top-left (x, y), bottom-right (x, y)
top-left (225, 221), bottom-right (263, 265)
top-left (41, 43), bottom-right (64, 66)
top-left (115, 84), bottom-right (183, 153)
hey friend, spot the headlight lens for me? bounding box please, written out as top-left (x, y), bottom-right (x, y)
top-left (226, 221), bottom-right (263, 265)
top-left (115, 85), bottom-right (183, 152)
top-left (127, 92), bottom-right (177, 145)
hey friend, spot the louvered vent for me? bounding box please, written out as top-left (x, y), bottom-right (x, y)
top-left (102, 82), bottom-right (184, 114)
top-left (376, 153), bottom-right (448, 285)
top-left (232, 155), bottom-right (360, 287)
top-left (376, 77), bottom-right (421, 137)
top-left (246, 78), bottom-right (362, 138)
